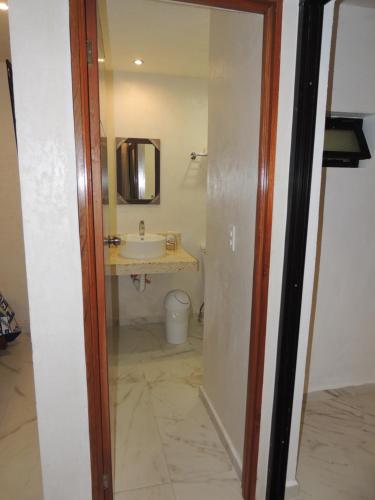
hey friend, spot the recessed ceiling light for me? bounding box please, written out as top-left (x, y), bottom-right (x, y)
top-left (133, 59), bottom-right (144, 66)
top-left (0, 2), bottom-right (9, 11)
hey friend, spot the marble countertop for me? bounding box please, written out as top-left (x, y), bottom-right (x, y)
top-left (107, 245), bottom-right (199, 276)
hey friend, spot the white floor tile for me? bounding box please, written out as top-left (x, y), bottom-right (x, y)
top-left (114, 382), bottom-right (170, 492)
top-left (172, 478), bottom-right (243, 500)
top-left (155, 398), bottom-right (237, 483)
top-left (111, 320), bottom-right (239, 494)
top-left (297, 385), bottom-right (375, 500)
top-left (0, 335), bottom-right (42, 500)
top-left (115, 484), bottom-right (175, 500)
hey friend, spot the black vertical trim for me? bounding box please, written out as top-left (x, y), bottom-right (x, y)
top-left (266, 1), bottom-right (328, 499)
top-left (6, 59), bottom-right (17, 146)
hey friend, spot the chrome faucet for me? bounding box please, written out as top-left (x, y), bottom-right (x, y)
top-left (139, 220), bottom-right (145, 239)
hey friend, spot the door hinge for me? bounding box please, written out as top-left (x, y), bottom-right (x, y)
top-left (87, 40), bottom-right (93, 65)
top-left (102, 472), bottom-right (110, 490)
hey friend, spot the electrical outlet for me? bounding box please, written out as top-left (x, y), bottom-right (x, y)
top-left (229, 224), bottom-right (236, 252)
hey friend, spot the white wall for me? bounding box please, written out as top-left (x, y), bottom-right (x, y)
top-left (330, 3), bottom-right (375, 114)
top-left (308, 118), bottom-right (375, 392)
top-left (307, 3), bottom-right (375, 393)
top-left (9, 1), bottom-right (92, 499)
top-left (112, 72), bottom-right (208, 323)
top-left (0, 62), bottom-right (29, 330)
top-left (203, 8), bottom-right (263, 466)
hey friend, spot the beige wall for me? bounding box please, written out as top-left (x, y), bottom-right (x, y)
top-left (9, 1), bottom-right (92, 498)
top-left (0, 62), bottom-right (29, 330)
top-left (112, 71), bottom-right (208, 323)
top-left (330, 3), bottom-right (375, 115)
top-left (203, 9), bottom-right (263, 466)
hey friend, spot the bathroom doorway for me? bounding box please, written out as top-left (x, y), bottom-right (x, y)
top-left (70, 0), bottom-right (282, 499)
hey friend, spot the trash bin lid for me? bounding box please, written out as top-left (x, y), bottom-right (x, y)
top-left (164, 290), bottom-right (191, 310)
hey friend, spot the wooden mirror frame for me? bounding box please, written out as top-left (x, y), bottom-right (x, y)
top-left (116, 137), bottom-right (161, 204)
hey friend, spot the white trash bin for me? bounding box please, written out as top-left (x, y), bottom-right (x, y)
top-left (164, 290), bottom-right (191, 344)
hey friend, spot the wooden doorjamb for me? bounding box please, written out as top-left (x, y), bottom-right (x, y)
top-left (241, 3), bottom-right (282, 499)
top-left (69, 1), bottom-right (282, 499)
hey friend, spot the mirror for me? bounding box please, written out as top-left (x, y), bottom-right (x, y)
top-left (116, 138), bottom-right (160, 204)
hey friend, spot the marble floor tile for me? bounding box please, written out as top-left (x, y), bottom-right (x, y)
top-left (0, 419), bottom-right (42, 500)
top-left (143, 351), bottom-right (203, 387)
top-left (172, 478), bottom-right (243, 500)
top-left (0, 335), bottom-right (33, 413)
top-left (110, 321), bottom-right (203, 388)
top-left (110, 321), bottom-right (202, 364)
top-left (114, 381), bottom-right (170, 492)
top-left (111, 319), bottom-right (239, 496)
top-left (115, 484), bottom-right (175, 500)
top-left (4, 321), bottom-right (375, 500)
top-left (0, 364), bottom-right (14, 422)
top-left (156, 398), bottom-right (237, 483)
top-left (0, 365), bottom-right (38, 439)
top-left (0, 334), bottom-right (34, 372)
top-left (150, 381), bottom-right (199, 421)
top-left (0, 335), bottom-right (42, 500)
top-left (297, 384), bottom-right (375, 500)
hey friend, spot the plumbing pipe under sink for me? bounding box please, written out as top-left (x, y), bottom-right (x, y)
top-left (131, 274), bottom-right (151, 293)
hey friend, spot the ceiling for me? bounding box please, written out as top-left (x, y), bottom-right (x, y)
top-left (0, 9), bottom-right (11, 61)
top-left (101, 0), bottom-right (210, 78)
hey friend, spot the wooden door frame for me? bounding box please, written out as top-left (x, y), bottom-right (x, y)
top-left (69, 1), bottom-right (282, 499)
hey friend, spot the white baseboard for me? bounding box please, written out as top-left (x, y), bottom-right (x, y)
top-left (199, 386), bottom-right (242, 479)
top-left (308, 379), bottom-right (375, 394)
top-left (200, 387), bottom-right (300, 498)
top-left (285, 479), bottom-right (300, 499)
top-left (119, 315), bottom-right (165, 326)
top-left (119, 312), bottom-right (201, 327)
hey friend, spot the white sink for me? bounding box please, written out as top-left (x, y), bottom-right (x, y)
top-left (120, 233), bottom-right (166, 260)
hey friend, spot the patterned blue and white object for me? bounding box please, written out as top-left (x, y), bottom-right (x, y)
top-left (0, 292), bottom-right (21, 342)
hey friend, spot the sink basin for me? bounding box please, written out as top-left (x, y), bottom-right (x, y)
top-left (120, 233), bottom-right (166, 260)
